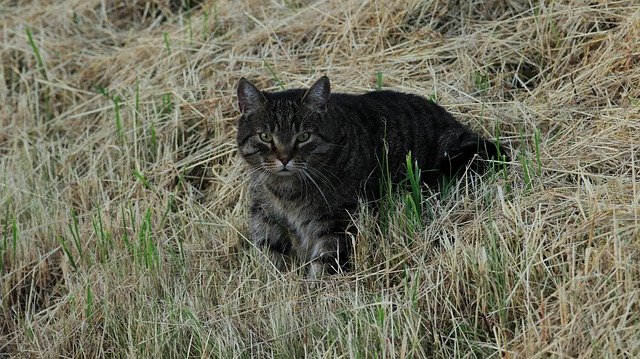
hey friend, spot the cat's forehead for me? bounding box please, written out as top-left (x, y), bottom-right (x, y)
top-left (265, 99), bottom-right (307, 130)
top-left (270, 98), bottom-right (298, 113)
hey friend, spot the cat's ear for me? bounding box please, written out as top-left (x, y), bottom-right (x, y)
top-left (302, 76), bottom-right (331, 113)
top-left (237, 78), bottom-right (266, 115)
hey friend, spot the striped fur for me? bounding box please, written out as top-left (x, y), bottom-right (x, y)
top-left (236, 76), bottom-right (507, 277)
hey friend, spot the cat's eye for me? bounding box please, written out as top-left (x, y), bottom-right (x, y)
top-left (258, 132), bottom-right (272, 142)
top-left (296, 132), bottom-right (311, 143)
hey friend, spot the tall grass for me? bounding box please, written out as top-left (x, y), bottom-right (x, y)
top-left (1, 0), bottom-right (639, 357)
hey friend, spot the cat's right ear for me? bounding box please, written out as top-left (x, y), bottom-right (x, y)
top-left (237, 78), bottom-right (266, 115)
top-left (302, 76), bottom-right (331, 113)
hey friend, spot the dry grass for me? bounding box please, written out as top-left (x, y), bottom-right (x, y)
top-left (1, 0), bottom-right (639, 357)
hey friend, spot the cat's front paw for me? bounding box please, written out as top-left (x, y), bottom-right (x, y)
top-left (253, 242), bottom-right (289, 272)
top-left (307, 260), bottom-right (328, 279)
top-left (307, 253), bottom-right (343, 278)
top-left (267, 250), bottom-right (288, 271)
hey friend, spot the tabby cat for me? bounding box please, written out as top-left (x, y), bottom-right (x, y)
top-left (236, 76), bottom-right (507, 277)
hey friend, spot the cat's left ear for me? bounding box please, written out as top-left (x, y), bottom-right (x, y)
top-left (237, 78), bottom-right (267, 115)
top-left (302, 76), bottom-right (331, 113)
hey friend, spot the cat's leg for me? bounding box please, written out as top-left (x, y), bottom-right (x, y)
top-left (249, 203), bottom-right (292, 271)
top-left (303, 227), bottom-right (352, 278)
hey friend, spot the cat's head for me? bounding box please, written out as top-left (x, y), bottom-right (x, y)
top-left (235, 76), bottom-right (336, 177)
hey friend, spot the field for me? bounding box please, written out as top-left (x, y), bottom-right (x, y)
top-left (1, 0), bottom-right (639, 357)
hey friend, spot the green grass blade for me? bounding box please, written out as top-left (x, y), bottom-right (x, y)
top-left (69, 208), bottom-right (83, 263)
top-left (163, 32), bottom-right (172, 55)
top-left (25, 28), bottom-right (47, 79)
top-left (262, 59), bottom-right (285, 90)
top-left (57, 235), bottom-right (78, 271)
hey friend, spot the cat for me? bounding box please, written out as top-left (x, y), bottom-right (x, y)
top-left (236, 76), bottom-right (508, 277)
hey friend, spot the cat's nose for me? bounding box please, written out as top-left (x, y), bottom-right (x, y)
top-left (278, 157), bottom-right (291, 165)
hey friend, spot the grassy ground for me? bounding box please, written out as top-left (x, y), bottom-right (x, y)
top-left (1, 0), bottom-right (639, 357)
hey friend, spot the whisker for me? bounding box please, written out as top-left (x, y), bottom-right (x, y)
top-left (301, 169), bottom-right (331, 210)
top-left (304, 166), bottom-right (339, 195)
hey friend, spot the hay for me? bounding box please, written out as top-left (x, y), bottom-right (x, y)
top-left (1, 0), bottom-right (639, 357)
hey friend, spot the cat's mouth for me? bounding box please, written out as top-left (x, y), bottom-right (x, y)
top-left (272, 159), bottom-right (297, 175)
top-left (275, 168), bottom-right (295, 176)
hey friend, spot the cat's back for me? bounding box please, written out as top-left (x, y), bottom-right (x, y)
top-left (331, 90), bottom-right (454, 123)
top-left (329, 90), bottom-right (425, 111)
top-left (327, 88), bottom-right (477, 182)
top-left (328, 89), bottom-right (460, 143)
